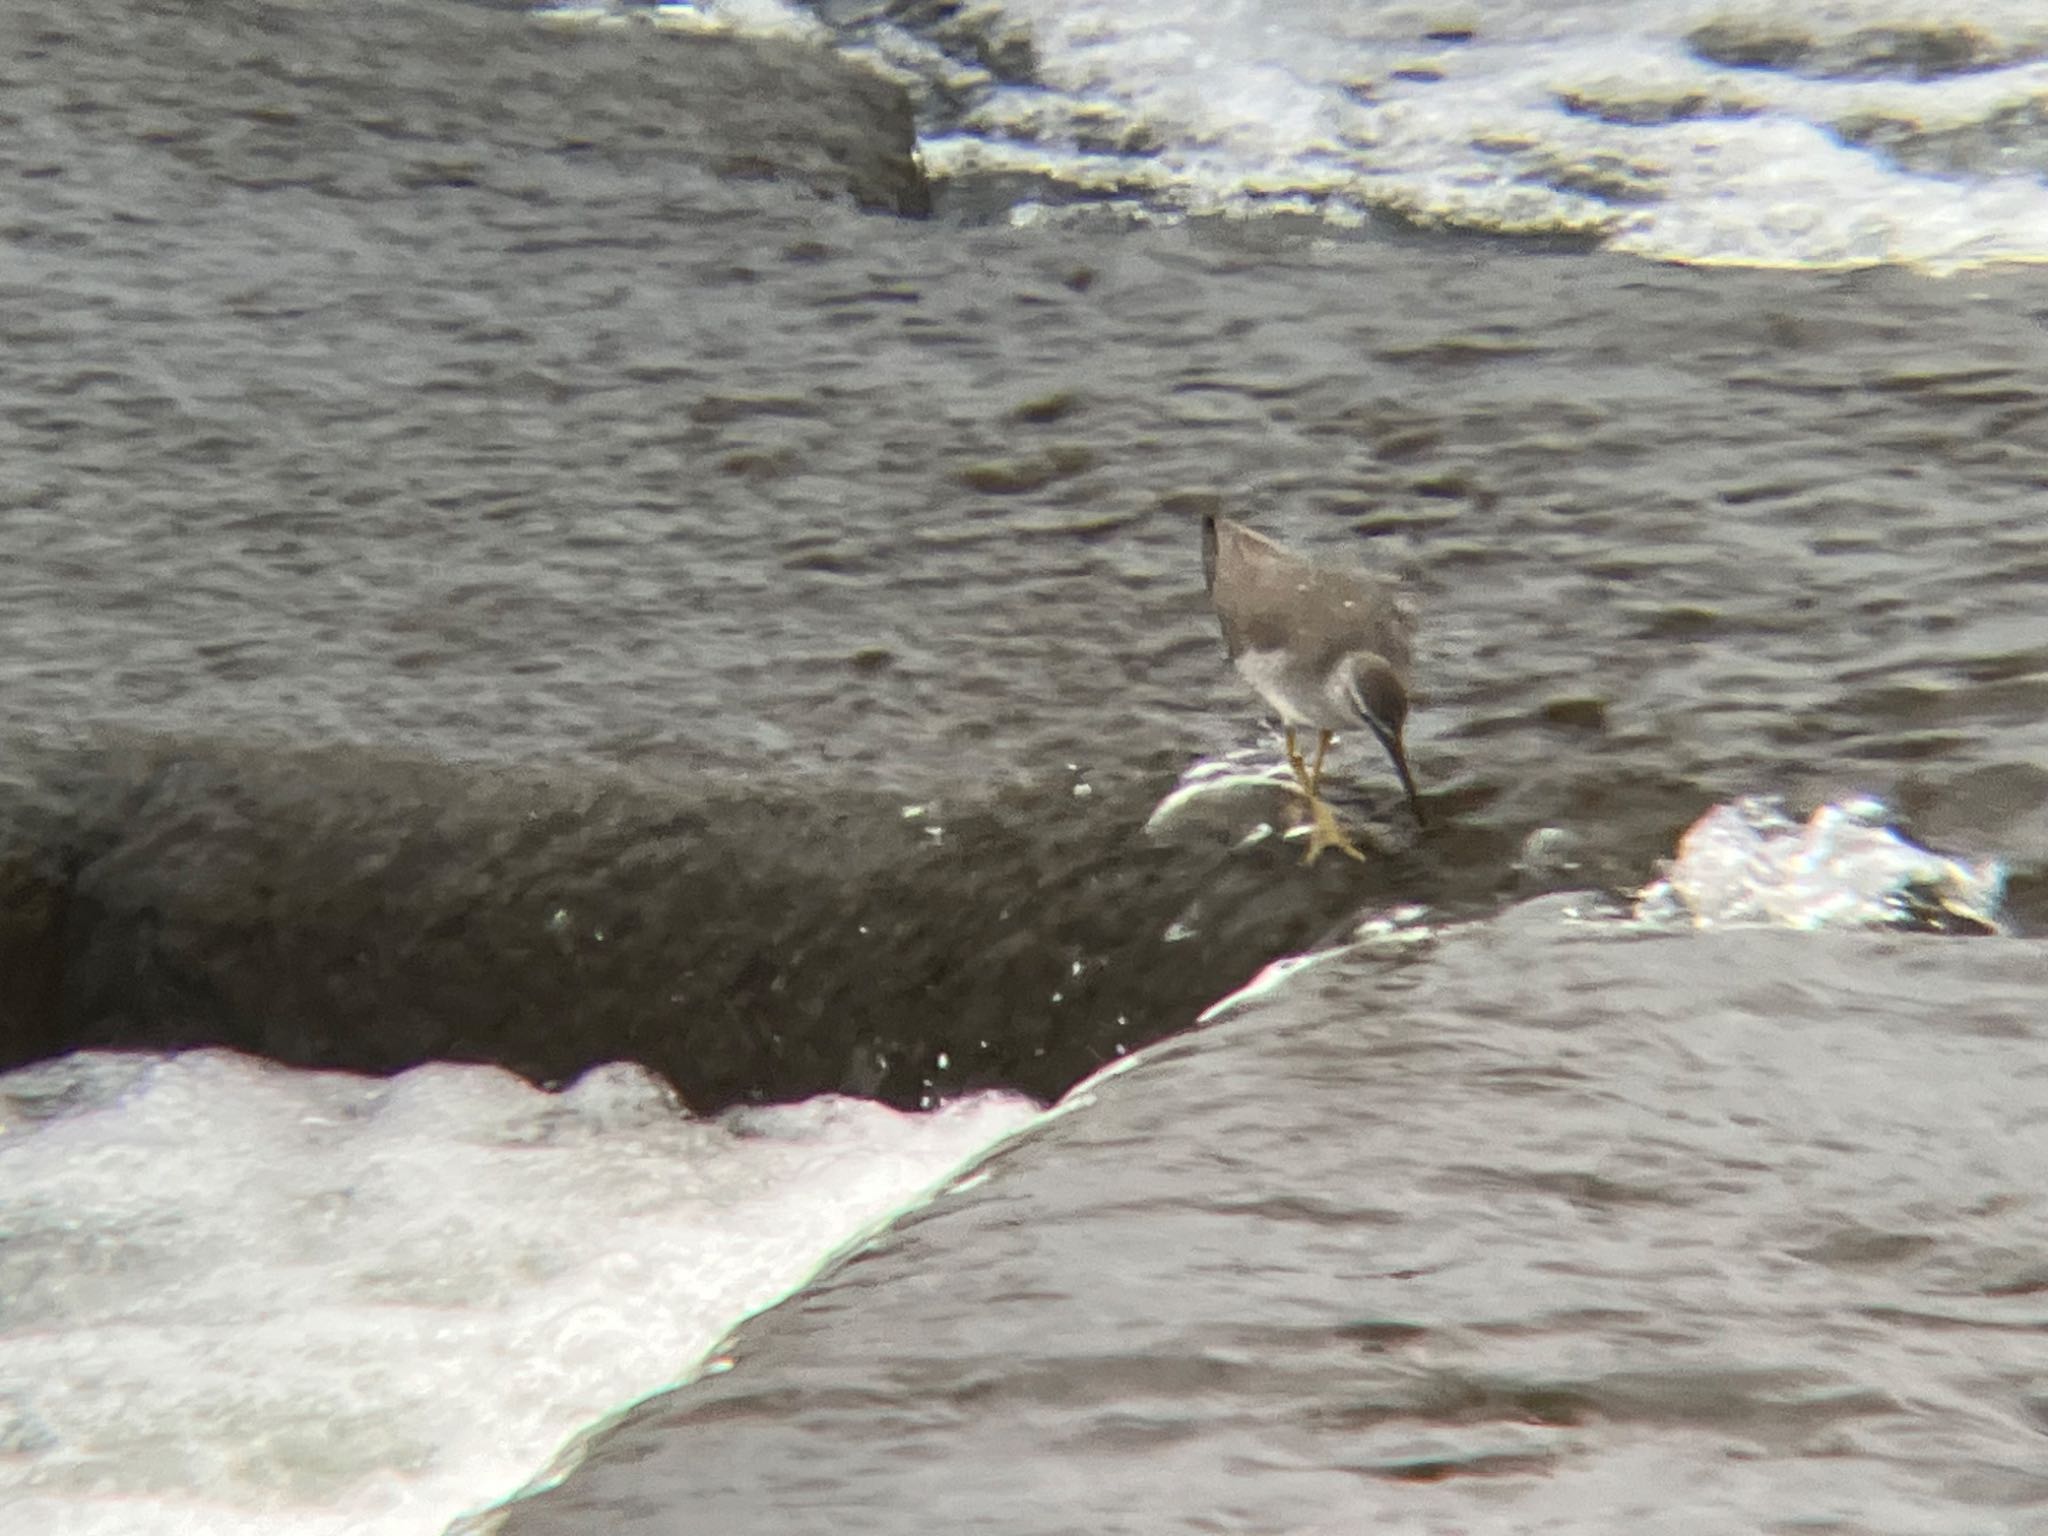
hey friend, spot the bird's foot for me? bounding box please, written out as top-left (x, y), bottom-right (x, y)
top-left (1300, 795), bottom-right (1367, 866)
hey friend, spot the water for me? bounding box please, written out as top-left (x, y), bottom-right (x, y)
top-left (501, 905), bottom-right (2048, 1534)
top-left (2, 0), bottom-right (2045, 1529)
top-left (0, 1051), bottom-right (1037, 1534)
top-left (1635, 795), bottom-right (2005, 932)
top-left (804, 0), bottom-right (2048, 268)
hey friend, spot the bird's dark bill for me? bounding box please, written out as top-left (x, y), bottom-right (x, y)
top-left (1368, 721), bottom-right (1426, 829)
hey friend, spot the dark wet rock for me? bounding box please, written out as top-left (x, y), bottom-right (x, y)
top-left (886, 0), bottom-right (1039, 86)
top-left (1686, 18), bottom-right (2039, 81)
top-left (1835, 97), bottom-right (2048, 181)
top-left (0, 735), bottom-right (1427, 1112)
top-left (1555, 85), bottom-right (1763, 126)
top-left (1685, 20), bottom-right (1819, 73)
top-left (1466, 137), bottom-right (1663, 212)
top-left (1523, 151), bottom-right (1666, 207)
top-left (1071, 108), bottom-right (1167, 158)
top-left (812, 0), bottom-right (1040, 141)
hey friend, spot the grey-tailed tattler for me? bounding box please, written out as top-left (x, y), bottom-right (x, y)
top-left (1201, 514), bottom-right (1423, 864)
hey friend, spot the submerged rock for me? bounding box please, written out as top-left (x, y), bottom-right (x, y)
top-left (0, 734), bottom-right (1402, 1111)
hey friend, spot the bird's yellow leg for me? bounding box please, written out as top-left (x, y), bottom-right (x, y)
top-left (1282, 728), bottom-right (1365, 865)
top-left (1283, 727), bottom-right (1311, 793)
top-left (1307, 729), bottom-right (1332, 798)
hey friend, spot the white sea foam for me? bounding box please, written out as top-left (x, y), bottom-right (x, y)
top-left (0, 1050), bottom-right (1039, 1536)
top-left (814, 0), bottom-right (2048, 270)
top-left (524, 0), bottom-right (2048, 268)
top-left (534, 0), bottom-right (826, 41)
top-left (1635, 795), bottom-right (2006, 931)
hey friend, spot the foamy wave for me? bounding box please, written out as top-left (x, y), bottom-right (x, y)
top-left (0, 1050), bottom-right (1037, 1536)
top-left (834, 0), bottom-right (2048, 270)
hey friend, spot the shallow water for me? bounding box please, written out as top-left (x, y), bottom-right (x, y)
top-left (502, 906), bottom-right (2048, 1534)
top-left (8, 0), bottom-right (2048, 908)
top-left (3, 0), bottom-right (2046, 1530)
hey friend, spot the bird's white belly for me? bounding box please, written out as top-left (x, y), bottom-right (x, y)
top-left (1233, 647), bottom-right (1337, 729)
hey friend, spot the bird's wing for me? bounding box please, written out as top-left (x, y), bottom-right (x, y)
top-left (1204, 515), bottom-right (1415, 676)
top-left (1204, 516), bottom-right (1317, 661)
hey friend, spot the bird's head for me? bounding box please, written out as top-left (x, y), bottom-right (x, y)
top-left (1333, 653), bottom-right (1424, 828)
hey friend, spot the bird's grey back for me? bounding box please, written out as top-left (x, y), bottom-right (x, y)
top-left (1202, 515), bottom-right (1414, 678)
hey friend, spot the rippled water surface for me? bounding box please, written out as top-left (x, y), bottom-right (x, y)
top-left (504, 910), bottom-right (2048, 1534)
top-left (9, 1), bottom-right (2048, 898)
top-left (827, 0), bottom-right (2048, 267)
top-left (2, 0), bottom-right (2046, 1531)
